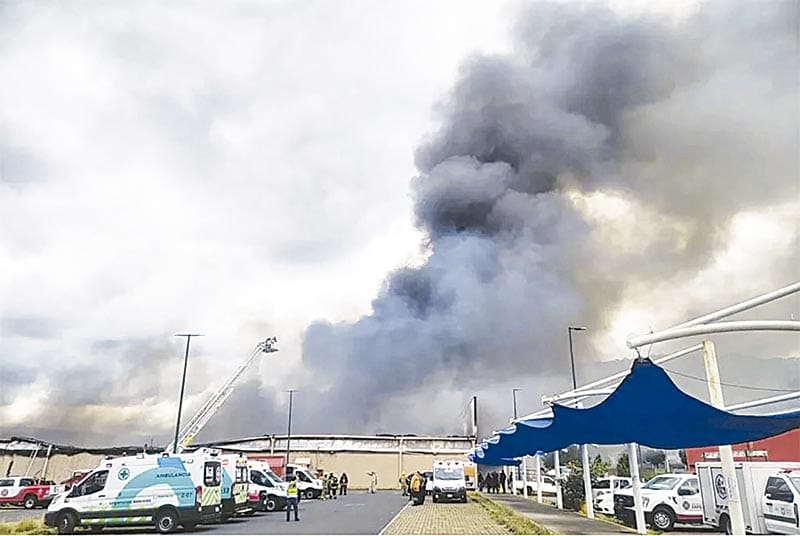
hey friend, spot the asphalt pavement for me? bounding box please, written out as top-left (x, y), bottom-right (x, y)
top-left (14, 491), bottom-right (407, 535)
top-left (0, 506), bottom-right (43, 524)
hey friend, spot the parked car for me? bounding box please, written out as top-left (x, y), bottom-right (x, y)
top-left (593, 476), bottom-right (632, 514)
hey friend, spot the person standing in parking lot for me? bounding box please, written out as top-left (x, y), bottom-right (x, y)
top-left (286, 476), bottom-right (300, 522)
top-left (499, 471), bottom-right (507, 493)
top-left (368, 471), bottom-right (378, 493)
top-left (340, 472), bottom-right (348, 495)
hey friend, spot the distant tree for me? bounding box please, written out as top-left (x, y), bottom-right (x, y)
top-left (645, 450), bottom-right (666, 468)
top-left (678, 449), bottom-right (688, 466)
top-left (561, 454), bottom-right (608, 511)
top-left (616, 453), bottom-right (631, 477)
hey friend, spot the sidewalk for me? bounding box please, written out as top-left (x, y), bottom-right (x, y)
top-left (489, 494), bottom-right (634, 535)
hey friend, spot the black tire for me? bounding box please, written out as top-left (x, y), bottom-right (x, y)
top-left (651, 506), bottom-right (675, 532)
top-left (56, 512), bottom-right (77, 535)
top-left (154, 507), bottom-right (179, 534)
top-left (182, 521), bottom-right (198, 531)
top-left (720, 514), bottom-right (732, 535)
top-left (461, 495), bottom-right (468, 503)
top-left (23, 494), bottom-right (37, 509)
top-left (302, 490), bottom-right (314, 500)
top-left (432, 495), bottom-right (438, 503)
top-left (265, 496), bottom-right (279, 512)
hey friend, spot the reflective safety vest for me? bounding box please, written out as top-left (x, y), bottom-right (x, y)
top-left (287, 481), bottom-right (299, 498)
top-left (410, 474), bottom-right (421, 493)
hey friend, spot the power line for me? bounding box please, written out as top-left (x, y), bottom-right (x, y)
top-left (662, 367), bottom-right (799, 393)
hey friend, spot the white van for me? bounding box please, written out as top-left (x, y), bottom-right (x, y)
top-left (44, 450), bottom-right (222, 534)
top-left (248, 461), bottom-right (288, 512)
top-left (285, 463), bottom-right (323, 499)
top-left (219, 454), bottom-right (250, 520)
top-left (431, 460), bottom-right (467, 503)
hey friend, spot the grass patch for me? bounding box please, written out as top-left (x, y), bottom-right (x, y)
top-left (471, 492), bottom-right (554, 535)
top-left (0, 518), bottom-right (55, 534)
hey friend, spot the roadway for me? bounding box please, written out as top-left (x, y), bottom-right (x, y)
top-left (0, 491), bottom-right (408, 535)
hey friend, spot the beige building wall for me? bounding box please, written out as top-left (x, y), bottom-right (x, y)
top-left (280, 451), bottom-right (467, 490)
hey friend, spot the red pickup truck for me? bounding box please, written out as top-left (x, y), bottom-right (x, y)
top-left (0, 476), bottom-right (58, 509)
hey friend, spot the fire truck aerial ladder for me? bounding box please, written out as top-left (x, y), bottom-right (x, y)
top-left (167, 337), bottom-right (279, 453)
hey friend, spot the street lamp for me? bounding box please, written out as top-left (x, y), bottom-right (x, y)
top-left (173, 333), bottom-right (204, 454)
top-left (285, 390), bottom-right (296, 468)
top-left (567, 326), bottom-right (587, 390)
top-left (512, 388), bottom-right (521, 420)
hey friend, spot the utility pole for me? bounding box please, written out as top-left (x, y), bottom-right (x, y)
top-left (173, 333), bottom-right (203, 454)
top-left (513, 388), bottom-right (528, 498)
top-left (567, 326), bottom-right (587, 389)
top-left (285, 389), bottom-right (296, 469)
top-left (471, 395), bottom-right (478, 444)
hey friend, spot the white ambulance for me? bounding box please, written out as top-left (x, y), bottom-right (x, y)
top-left (431, 460), bottom-right (467, 503)
top-left (697, 461), bottom-right (800, 534)
top-left (219, 454), bottom-right (250, 520)
top-left (247, 461), bottom-right (288, 512)
top-left (613, 473), bottom-right (702, 531)
top-left (44, 450), bottom-right (222, 534)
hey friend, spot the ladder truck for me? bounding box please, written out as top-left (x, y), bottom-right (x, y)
top-left (167, 337), bottom-right (278, 453)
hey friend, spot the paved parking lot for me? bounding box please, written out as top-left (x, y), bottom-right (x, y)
top-left (0, 491), bottom-right (406, 535)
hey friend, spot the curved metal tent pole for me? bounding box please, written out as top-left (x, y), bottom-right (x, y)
top-left (627, 320), bottom-right (800, 349)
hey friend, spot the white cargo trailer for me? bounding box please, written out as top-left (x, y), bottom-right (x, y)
top-left (697, 461), bottom-right (800, 534)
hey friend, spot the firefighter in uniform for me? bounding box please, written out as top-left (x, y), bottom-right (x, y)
top-left (330, 473), bottom-right (339, 499)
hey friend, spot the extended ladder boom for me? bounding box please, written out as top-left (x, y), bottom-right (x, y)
top-left (168, 337), bottom-right (278, 452)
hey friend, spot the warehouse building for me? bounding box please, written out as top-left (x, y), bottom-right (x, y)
top-left (1, 434), bottom-right (475, 490)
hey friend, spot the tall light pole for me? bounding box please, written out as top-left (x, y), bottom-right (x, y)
top-left (567, 326), bottom-right (587, 390)
top-left (173, 333), bottom-right (203, 454)
top-left (513, 388), bottom-right (528, 498)
top-left (285, 389), bottom-right (296, 469)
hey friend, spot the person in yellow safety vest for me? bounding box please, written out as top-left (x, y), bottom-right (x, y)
top-left (409, 471), bottom-right (423, 505)
top-left (286, 476), bottom-right (299, 522)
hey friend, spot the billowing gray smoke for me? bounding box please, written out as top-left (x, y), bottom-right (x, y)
top-left (300, 1), bottom-right (800, 433)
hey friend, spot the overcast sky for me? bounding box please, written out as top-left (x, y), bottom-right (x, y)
top-left (1, 0), bottom-right (798, 447)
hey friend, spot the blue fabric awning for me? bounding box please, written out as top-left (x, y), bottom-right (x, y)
top-left (472, 358), bottom-right (800, 461)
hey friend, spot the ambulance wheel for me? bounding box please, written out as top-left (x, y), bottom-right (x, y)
top-left (155, 507), bottom-right (179, 534)
top-left (652, 506), bottom-right (675, 531)
top-left (719, 514), bottom-right (731, 535)
top-left (302, 490), bottom-right (314, 500)
top-left (56, 512), bottom-right (76, 535)
top-left (265, 496), bottom-right (278, 512)
top-left (23, 494), bottom-right (37, 509)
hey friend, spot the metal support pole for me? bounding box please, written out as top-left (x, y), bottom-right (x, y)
top-left (522, 456), bottom-right (529, 498)
top-left (582, 444), bottom-right (594, 518)
top-left (41, 445), bottom-right (52, 482)
top-left (173, 333), bottom-right (202, 454)
top-left (629, 443), bottom-right (646, 535)
top-left (554, 450), bottom-right (563, 509)
top-left (702, 340), bottom-right (746, 535)
top-left (535, 455), bottom-right (542, 503)
top-left (285, 390), bottom-right (295, 468)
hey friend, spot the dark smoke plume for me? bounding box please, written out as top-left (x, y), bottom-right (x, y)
top-left (300, 1), bottom-right (800, 433)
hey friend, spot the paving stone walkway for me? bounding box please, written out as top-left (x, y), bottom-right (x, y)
top-left (381, 499), bottom-right (509, 535)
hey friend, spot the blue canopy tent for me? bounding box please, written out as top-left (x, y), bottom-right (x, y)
top-left (471, 358), bottom-right (800, 461)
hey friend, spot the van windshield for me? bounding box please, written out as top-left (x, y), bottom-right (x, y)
top-left (250, 471), bottom-right (272, 487)
top-left (643, 477), bottom-right (680, 490)
top-left (434, 468), bottom-right (464, 481)
top-left (790, 476), bottom-right (800, 492)
top-left (265, 470), bottom-right (283, 484)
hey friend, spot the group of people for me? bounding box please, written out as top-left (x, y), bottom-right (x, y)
top-left (399, 470), bottom-right (428, 506)
top-left (320, 472), bottom-right (349, 499)
top-left (477, 470), bottom-right (509, 493)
